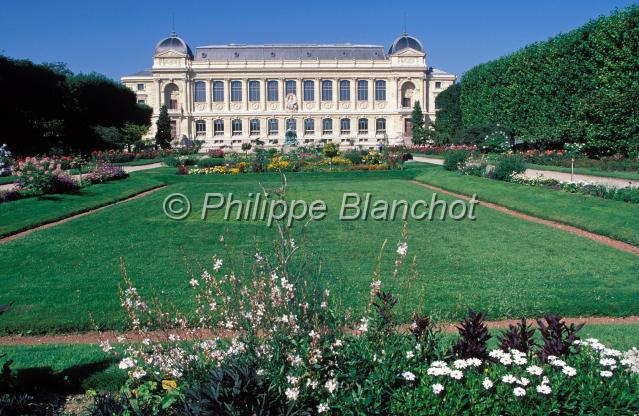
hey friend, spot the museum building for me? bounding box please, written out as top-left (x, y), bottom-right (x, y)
top-left (121, 32), bottom-right (455, 149)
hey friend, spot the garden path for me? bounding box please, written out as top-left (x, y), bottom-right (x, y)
top-left (0, 316), bottom-right (637, 346)
top-left (0, 162), bottom-right (163, 191)
top-left (411, 156), bottom-right (639, 188)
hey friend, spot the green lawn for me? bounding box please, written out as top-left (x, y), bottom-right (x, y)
top-left (0, 175), bottom-right (16, 185)
top-left (525, 163), bottom-right (639, 181)
top-left (414, 165), bottom-right (639, 246)
top-left (0, 170), bottom-right (170, 237)
top-left (1, 323), bottom-right (637, 393)
top-left (1, 167), bottom-right (638, 335)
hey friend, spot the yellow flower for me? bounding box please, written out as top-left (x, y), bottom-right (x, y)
top-left (162, 379), bottom-right (178, 391)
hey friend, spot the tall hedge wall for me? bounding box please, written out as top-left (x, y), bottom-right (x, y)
top-left (460, 6), bottom-right (639, 155)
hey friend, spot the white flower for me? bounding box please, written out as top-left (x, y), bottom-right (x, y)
top-left (325, 378), bottom-right (338, 394)
top-left (517, 377), bottom-right (530, 386)
top-left (285, 387), bottom-right (299, 401)
top-left (213, 258), bottom-right (223, 271)
top-left (482, 378), bottom-right (493, 390)
top-left (600, 370), bottom-right (613, 378)
top-left (599, 358), bottom-right (616, 366)
top-left (118, 358), bottom-right (135, 370)
top-left (502, 374), bottom-right (517, 384)
top-left (546, 355), bottom-right (557, 361)
top-left (550, 359), bottom-right (566, 368)
top-left (287, 375), bottom-right (299, 385)
top-left (431, 361), bottom-right (448, 368)
top-left (499, 355), bottom-right (513, 365)
top-left (396, 242), bottom-right (408, 256)
top-left (466, 358), bottom-right (482, 367)
top-left (489, 349), bottom-right (506, 359)
top-left (406, 351), bottom-right (415, 360)
top-left (526, 365), bottom-right (543, 376)
top-left (431, 383), bottom-right (444, 395)
top-left (513, 356), bottom-right (528, 366)
top-left (536, 384), bottom-right (552, 395)
top-left (317, 403), bottom-right (329, 413)
top-left (542, 376), bottom-right (549, 384)
top-left (449, 370), bottom-right (463, 380)
top-left (357, 317), bottom-right (369, 332)
top-left (401, 371), bottom-right (416, 381)
top-left (453, 359), bottom-right (468, 369)
top-left (189, 278), bottom-right (199, 287)
top-left (131, 368), bottom-right (146, 379)
top-left (561, 366), bottom-right (577, 377)
top-left (513, 387), bottom-right (526, 397)
top-left (99, 340), bottom-right (113, 353)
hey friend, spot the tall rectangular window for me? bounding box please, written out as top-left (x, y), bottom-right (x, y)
top-left (267, 80), bottom-right (278, 101)
top-left (303, 80), bottom-right (314, 101)
top-left (322, 118), bottom-right (332, 135)
top-left (435, 81), bottom-right (442, 89)
top-left (375, 80), bottom-right (386, 101)
top-left (250, 119), bottom-right (260, 135)
top-left (212, 81), bottom-right (224, 102)
top-left (339, 80), bottom-right (350, 101)
top-left (321, 80), bottom-right (332, 101)
top-left (358, 118), bottom-right (368, 134)
top-left (285, 80), bottom-right (296, 96)
top-left (231, 81), bottom-right (242, 102)
top-left (194, 81), bottom-right (206, 103)
top-left (137, 83), bottom-right (145, 91)
top-left (268, 119), bottom-right (278, 135)
top-left (232, 119), bottom-right (242, 135)
top-left (376, 118), bottom-right (386, 134)
top-left (340, 118), bottom-right (350, 134)
top-left (357, 80), bottom-right (368, 101)
top-left (195, 120), bottom-right (206, 136)
top-left (214, 119), bottom-right (224, 135)
top-left (248, 80), bottom-right (260, 102)
top-left (304, 118), bottom-right (314, 134)
top-left (286, 118), bottom-right (296, 131)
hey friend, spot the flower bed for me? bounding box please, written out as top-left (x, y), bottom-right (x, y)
top-left (407, 144), bottom-right (478, 155)
top-left (12, 156), bottom-right (79, 195)
top-left (83, 163), bottom-right (128, 184)
top-left (518, 150), bottom-right (639, 172)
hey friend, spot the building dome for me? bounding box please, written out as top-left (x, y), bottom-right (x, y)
top-left (154, 32), bottom-right (193, 58)
top-left (388, 33), bottom-right (424, 55)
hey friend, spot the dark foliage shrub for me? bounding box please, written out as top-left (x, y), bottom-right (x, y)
top-left (452, 309), bottom-right (491, 360)
top-left (343, 150), bottom-right (364, 164)
top-left (402, 153), bottom-right (413, 161)
top-left (0, 394), bottom-right (43, 415)
top-left (90, 393), bottom-right (127, 416)
top-left (372, 291), bottom-right (398, 335)
top-left (0, 190), bottom-right (22, 203)
top-left (537, 315), bottom-right (584, 361)
top-left (490, 154), bottom-right (526, 181)
top-left (207, 148), bottom-right (225, 158)
top-left (195, 157), bottom-right (225, 168)
top-left (181, 359), bottom-right (282, 416)
top-left (443, 150), bottom-right (470, 171)
top-left (176, 164), bottom-right (189, 175)
top-left (497, 319), bottom-right (537, 354)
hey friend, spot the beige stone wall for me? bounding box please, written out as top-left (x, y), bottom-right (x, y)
top-left (122, 47), bottom-right (455, 150)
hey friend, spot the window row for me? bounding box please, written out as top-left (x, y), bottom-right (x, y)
top-left (194, 118), bottom-right (387, 136)
top-left (192, 80), bottom-right (387, 103)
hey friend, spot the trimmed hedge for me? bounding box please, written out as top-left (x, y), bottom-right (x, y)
top-left (460, 6), bottom-right (639, 156)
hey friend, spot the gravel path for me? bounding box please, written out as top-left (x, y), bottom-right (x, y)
top-left (411, 156), bottom-right (638, 188)
top-left (1, 316), bottom-right (638, 346)
top-left (0, 162), bottom-right (164, 192)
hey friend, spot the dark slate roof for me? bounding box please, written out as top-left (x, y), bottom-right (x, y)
top-left (388, 33), bottom-right (424, 55)
top-left (123, 69), bottom-right (152, 78)
top-left (194, 44), bottom-right (386, 61)
top-left (154, 33), bottom-right (194, 58)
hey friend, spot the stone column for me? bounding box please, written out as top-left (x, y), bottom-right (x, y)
top-left (314, 79), bottom-right (320, 109)
top-left (241, 79), bottom-right (248, 112)
top-left (279, 78), bottom-right (285, 110)
top-left (155, 79), bottom-right (162, 112)
top-left (225, 79), bottom-right (231, 112)
top-left (368, 78), bottom-right (374, 109)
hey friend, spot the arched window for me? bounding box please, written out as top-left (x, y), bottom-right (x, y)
top-left (250, 119), bottom-right (260, 135)
top-left (231, 81), bottom-right (242, 102)
top-left (375, 80), bottom-right (386, 101)
top-left (339, 80), bottom-right (350, 101)
top-left (357, 80), bottom-right (368, 101)
top-left (286, 118), bottom-right (297, 131)
top-left (267, 80), bottom-right (278, 101)
top-left (321, 80), bottom-right (332, 101)
top-left (212, 81), bottom-right (224, 102)
top-left (358, 118), bottom-right (368, 134)
top-left (303, 80), bottom-right (314, 101)
top-left (232, 119), bottom-right (242, 135)
top-left (340, 118), bottom-right (350, 134)
top-left (376, 118), bottom-right (386, 134)
top-left (164, 83), bottom-right (179, 110)
top-left (214, 119), bottom-right (224, 135)
top-left (285, 80), bottom-right (296, 96)
top-left (194, 81), bottom-right (206, 103)
top-left (304, 118), bottom-right (315, 134)
top-left (248, 80), bottom-right (260, 101)
top-left (195, 120), bottom-right (206, 136)
top-left (322, 118), bottom-right (333, 135)
top-left (268, 119), bottom-right (278, 135)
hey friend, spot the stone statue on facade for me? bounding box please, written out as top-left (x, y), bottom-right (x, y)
top-left (285, 93), bottom-right (298, 112)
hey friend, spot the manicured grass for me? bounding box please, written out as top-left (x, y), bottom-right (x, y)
top-left (0, 344), bottom-right (122, 392)
top-left (0, 175), bottom-right (16, 185)
top-left (0, 169), bottom-right (171, 237)
top-left (1, 167), bottom-right (638, 334)
top-left (415, 165), bottom-right (639, 246)
top-left (526, 163), bottom-right (639, 181)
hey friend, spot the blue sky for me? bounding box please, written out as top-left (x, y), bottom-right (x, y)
top-left (1, 0), bottom-right (636, 80)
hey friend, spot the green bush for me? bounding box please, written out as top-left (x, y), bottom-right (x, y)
top-left (195, 157), bottom-right (225, 168)
top-left (343, 150), bottom-right (364, 164)
top-left (491, 154), bottom-right (526, 181)
top-left (443, 150), bottom-right (470, 171)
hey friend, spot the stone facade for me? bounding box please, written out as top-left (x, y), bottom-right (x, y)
top-left (121, 32), bottom-right (455, 150)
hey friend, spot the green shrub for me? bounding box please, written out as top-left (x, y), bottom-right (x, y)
top-left (195, 157), bottom-right (225, 168)
top-left (491, 154), bottom-right (526, 181)
top-left (343, 150), bottom-right (364, 164)
top-left (323, 143), bottom-right (338, 158)
top-left (443, 150), bottom-right (470, 171)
